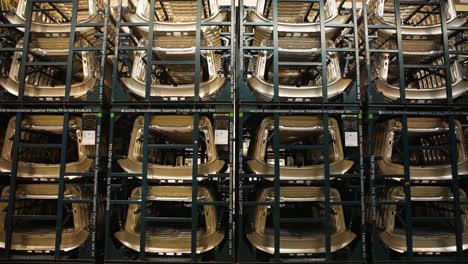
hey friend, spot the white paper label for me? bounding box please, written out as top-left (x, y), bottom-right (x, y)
top-left (82, 130), bottom-right (96, 145)
top-left (215, 129), bottom-right (229, 145)
top-left (344, 132), bottom-right (358, 147)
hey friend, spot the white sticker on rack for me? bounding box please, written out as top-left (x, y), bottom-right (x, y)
top-left (345, 132), bottom-right (358, 147)
top-left (82, 130), bottom-right (96, 145)
top-left (215, 129), bottom-right (229, 145)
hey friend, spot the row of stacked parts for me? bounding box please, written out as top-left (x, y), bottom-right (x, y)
top-left (0, 0), bottom-right (466, 103)
top-left (0, 113), bottom-right (466, 261)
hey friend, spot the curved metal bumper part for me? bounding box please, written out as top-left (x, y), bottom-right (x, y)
top-left (247, 116), bottom-right (354, 181)
top-left (248, 0), bottom-right (346, 35)
top-left (115, 186), bottom-right (224, 254)
top-left (367, 0), bottom-right (467, 42)
top-left (248, 39), bottom-right (351, 100)
top-left (1, 0), bottom-right (103, 36)
top-left (375, 117), bottom-right (468, 180)
top-left (124, 0), bottom-right (226, 34)
top-left (376, 186), bottom-right (468, 253)
top-left (247, 187), bottom-right (356, 254)
top-left (0, 38), bottom-right (97, 99)
top-left (0, 115), bottom-right (94, 179)
top-left (121, 38), bottom-right (225, 100)
top-left (373, 41), bottom-right (468, 101)
top-left (118, 115), bottom-right (225, 181)
top-left (0, 184), bottom-right (91, 252)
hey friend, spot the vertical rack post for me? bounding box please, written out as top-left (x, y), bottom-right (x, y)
top-left (394, 0), bottom-right (407, 103)
top-left (440, 0), bottom-right (454, 103)
top-left (195, 0), bottom-right (202, 101)
top-left (401, 114), bottom-right (413, 258)
top-left (273, 112), bottom-right (280, 260)
top-left (323, 112), bottom-right (331, 259)
top-left (139, 113), bottom-right (150, 258)
top-left (104, 113), bottom-right (116, 259)
top-left (191, 113), bottom-right (200, 261)
top-left (319, 0), bottom-right (328, 103)
top-left (272, 0), bottom-right (279, 102)
top-left (64, 0), bottom-right (79, 101)
top-left (91, 113), bottom-right (102, 257)
top-left (17, 0), bottom-right (33, 101)
top-left (4, 113), bottom-right (23, 257)
top-left (352, 0), bottom-right (361, 104)
top-left (145, 0), bottom-right (156, 101)
top-left (54, 112), bottom-right (71, 258)
top-left (448, 115), bottom-right (463, 257)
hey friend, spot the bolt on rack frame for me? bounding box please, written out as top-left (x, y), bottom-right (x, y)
top-left (368, 110), bottom-right (468, 263)
top-left (0, 0), bottom-right (112, 106)
top-left (104, 109), bottom-right (234, 263)
top-left (362, 0), bottom-right (468, 107)
top-left (110, 0), bottom-right (236, 106)
top-left (0, 110), bottom-right (103, 263)
top-left (238, 0), bottom-right (362, 106)
top-left (237, 110), bottom-right (366, 263)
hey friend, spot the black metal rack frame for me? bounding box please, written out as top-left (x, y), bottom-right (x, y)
top-left (238, 0), bottom-right (362, 106)
top-left (110, 0), bottom-right (236, 106)
top-left (0, 0), bottom-right (111, 106)
top-left (362, 0), bottom-right (468, 107)
top-left (0, 110), bottom-right (103, 263)
top-left (103, 109), bottom-right (234, 263)
top-left (236, 110), bottom-right (366, 263)
top-left (367, 110), bottom-right (468, 263)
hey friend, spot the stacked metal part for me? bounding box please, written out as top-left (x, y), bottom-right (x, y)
top-left (110, 114), bottom-right (227, 255)
top-left (366, 0), bottom-right (468, 260)
top-left (241, 0), bottom-right (358, 103)
top-left (112, 0), bottom-right (230, 101)
top-left (372, 116), bottom-right (468, 255)
top-left (0, 0), bottom-right (106, 261)
top-left (0, 113), bottom-right (99, 257)
top-left (243, 115), bottom-right (357, 255)
top-left (238, 0), bottom-right (363, 261)
top-left (105, 0), bottom-right (233, 261)
top-left (0, 0), bottom-right (109, 102)
top-left (366, 0), bottom-right (468, 103)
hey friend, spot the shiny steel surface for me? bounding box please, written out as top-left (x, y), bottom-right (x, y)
top-left (115, 186), bottom-right (224, 254)
top-left (247, 116), bottom-right (354, 181)
top-left (0, 115), bottom-right (94, 179)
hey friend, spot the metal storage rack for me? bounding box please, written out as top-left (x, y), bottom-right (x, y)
top-left (0, 0), bottom-right (111, 106)
top-left (104, 110), bottom-right (234, 262)
top-left (110, 0), bottom-right (236, 106)
top-left (104, 0), bottom-right (236, 262)
top-left (364, 0), bottom-right (468, 263)
top-left (363, 0), bottom-right (468, 107)
top-left (0, 0), bottom-right (108, 262)
top-left (367, 110), bottom-right (468, 263)
top-left (237, 111), bottom-right (366, 263)
top-left (238, 0), bottom-right (362, 105)
top-left (237, 0), bottom-right (365, 263)
top-left (0, 110), bottom-right (103, 263)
